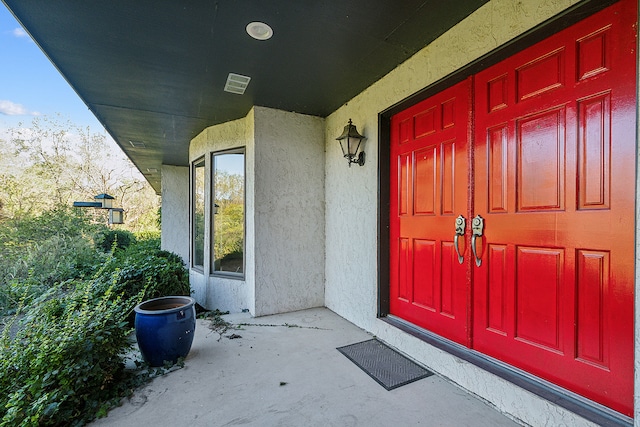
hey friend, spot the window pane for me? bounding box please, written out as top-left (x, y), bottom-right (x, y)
top-left (192, 158), bottom-right (205, 268)
top-left (213, 152), bottom-right (244, 274)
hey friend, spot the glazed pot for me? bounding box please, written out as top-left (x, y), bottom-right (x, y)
top-left (134, 296), bottom-right (196, 367)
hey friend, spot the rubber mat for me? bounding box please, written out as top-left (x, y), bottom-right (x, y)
top-left (337, 339), bottom-right (433, 390)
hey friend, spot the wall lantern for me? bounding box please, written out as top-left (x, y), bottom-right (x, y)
top-left (73, 193), bottom-right (124, 225)
top-left (109, 208), bottom-right (124, 225)
top-left (94, 193), bottom-right (115, 209)
top-left (336, 119), bottom-right (366, 167)
top-left (213, 203), bottom-right (220, 215)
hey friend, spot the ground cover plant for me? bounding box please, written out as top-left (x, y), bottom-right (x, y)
top-left (0, 207), bottom-right (190, 426)
top-left (0, 280), bottom-right (140, 426)
top-left (94, 234), bottom-right (190, 306)
top-left (0, 207), bottom-right (104, 314)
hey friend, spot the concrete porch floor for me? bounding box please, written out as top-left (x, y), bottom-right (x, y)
top-left (91, 308), bottom-right (522, 427)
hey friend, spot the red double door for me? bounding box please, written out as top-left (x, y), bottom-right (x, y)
top-left (389, 0), bottom-right (636, 416)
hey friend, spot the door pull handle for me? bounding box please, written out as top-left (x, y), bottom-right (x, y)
top-left (471, 215), bottom-right (484, 267)
top-left (454, 215), bottom-right (466, 264)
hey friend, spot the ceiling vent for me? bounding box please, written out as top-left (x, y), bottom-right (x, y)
top-left (129, 140), bottom-right (146, 148)
top-left (224, 73), bottom-right (251, 95)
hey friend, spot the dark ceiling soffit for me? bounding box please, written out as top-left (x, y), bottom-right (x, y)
top-left (2, 0), bottom-right (492, 194)
top-left (379, 0), bottom-right (620, 120)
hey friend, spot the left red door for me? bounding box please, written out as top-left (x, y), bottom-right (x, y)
top-left (389, 78), bottom-right (472, 346)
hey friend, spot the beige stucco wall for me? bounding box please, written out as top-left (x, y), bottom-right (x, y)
top-left (252, 107), bottom-right (326, 316)
top-left (160, 165), bottom-right (189, 264)
top-left (188, 107), bottom-right (325, 316)
top-left (324, 0), bottom-right (613, 426)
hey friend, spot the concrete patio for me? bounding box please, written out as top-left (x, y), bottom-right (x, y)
top-left (92, 308), bottom-right (522, 427)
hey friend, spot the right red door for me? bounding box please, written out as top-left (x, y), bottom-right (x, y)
top-left (472, 0), bottom-right (636, 415)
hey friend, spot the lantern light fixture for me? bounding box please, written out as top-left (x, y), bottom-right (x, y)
top-left (73, 193), bottom-right (125, 225)
top-left (336, 119), bottom-right (366, 167)
top-left (94, 193), bottom-right (115, 209)
top-left (109, 208), bottom-right (124, 225)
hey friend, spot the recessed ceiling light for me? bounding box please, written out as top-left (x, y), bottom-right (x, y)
top-left (246, 21), bottom-right (273, 40)
top-left (146, 168), bottom-right (158, 173)
top-left (224, 73), bottom-right (251, 95)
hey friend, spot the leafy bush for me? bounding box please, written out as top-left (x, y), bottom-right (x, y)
top-left (133, 230), bottom-right (160, 242)
top-left (0, 207), bottom-right (106, 314)
top-left (0, 206), bottom-right (100, 244)
top-left (94, 229), bottom-right (136, 253)
top-left (0, 204), bottom-right (190, 425)
top-left (94, 237), bottom-right (190, 307)
top-left (0, 279), bottom-right (144, 426)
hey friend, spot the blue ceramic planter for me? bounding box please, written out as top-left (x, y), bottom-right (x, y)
top-left (134, 296), bottom-right (196, 367)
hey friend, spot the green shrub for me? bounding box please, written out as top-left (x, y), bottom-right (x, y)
top-left (133, 230), bottom-right (160, 242)
top-left (94, 229), bottom-right (136, 253)
top-left (0, 279), bottom-right (145, 426)
top-left (94, 237), bottom-right (190, 308)
top-left (2, 278), bottom-right (47, 316)
top-left (0, 207), bottom-right (106, 314)
top-left (1, 206), bottom-right (100, 244)
top-left (0, 204), bottom-right (184, 425)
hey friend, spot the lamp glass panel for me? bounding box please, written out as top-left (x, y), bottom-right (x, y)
top-left (348, 137), bottom-right (362, 156)
top-left (109, 209), bottom-right (124, 224)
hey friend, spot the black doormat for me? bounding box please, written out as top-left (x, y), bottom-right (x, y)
top-left (337, 339), bottom-right (433, 390)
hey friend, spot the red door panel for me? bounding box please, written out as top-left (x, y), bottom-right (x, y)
top-left (389, 0), bottom-right (636, 416)
top-left (473, 0), bottom-right (636, 415)
top-left (389, 78), bottom-right (472, 346)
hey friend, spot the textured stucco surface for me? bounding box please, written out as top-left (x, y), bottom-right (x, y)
top-left (323, 0), bottom-right (607, 426)
top-left (253, 107), bottom-right (326, 316)
top-left (160, 165), bottom-right (189, 265)
top-left (188, 107), bottom-right (325, 316)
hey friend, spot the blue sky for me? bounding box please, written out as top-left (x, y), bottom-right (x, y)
top-left (0, 5), bottom-right (245, 177)
top-left (0, 4), bottom-right (105, 134)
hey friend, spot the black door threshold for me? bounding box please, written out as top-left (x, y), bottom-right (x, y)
top-left (381, 315), bottom-right (632, 427)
